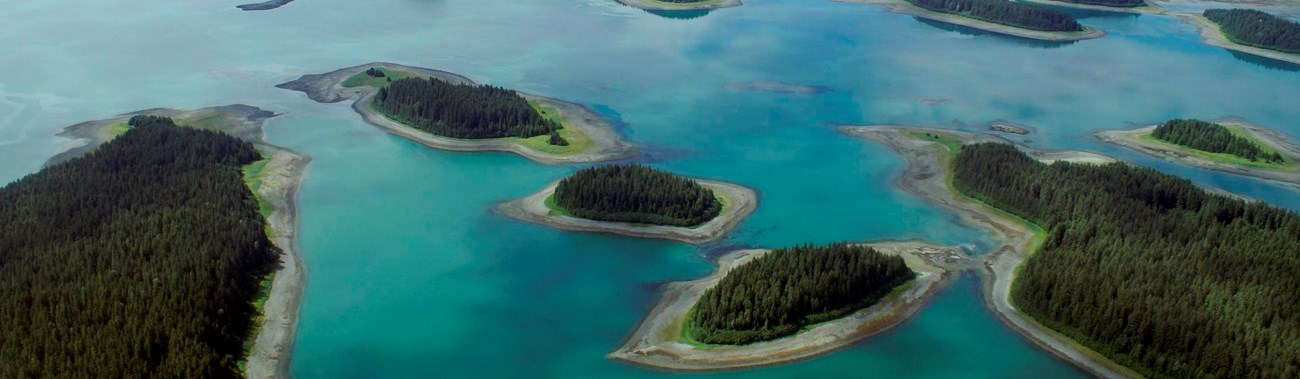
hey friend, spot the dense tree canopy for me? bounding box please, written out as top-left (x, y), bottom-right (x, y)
top-left (689, 243), bottom-right (915, 345)
top-left (1205, 9), bottom-right (1300, 54)
top-left (1049, 0), bottom-right (1144, 7)
top-left (373, 77), bottom-right (559, 139)
top-left (1152, 119), bottom-right (1284, 163)
top-left (553, 164), bottom-right (721, 227)
top-left (907, 0), bottom-right (1082, 32)
top-left (953, 143), bottom-right (1300, 379)
top-left (0, 116), bottom-right (279, 377)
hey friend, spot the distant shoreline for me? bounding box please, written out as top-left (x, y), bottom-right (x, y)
top-left (276, 62), bottom-right (636, 165)
top-left (614, 0), bottom-right (743, 11)
top-left (609, 241), bottom-right (969, 371)
top-left (237, 0), bottom-right (293, 11)
top-left (1177, 14), bottom-right (1300, 67)
top-left (1096, 119), bottom-right (1300, 190)
top-left (497, 178), bottom-right (757, 244)
top-left (834, 0), bottom-right (1106, 42)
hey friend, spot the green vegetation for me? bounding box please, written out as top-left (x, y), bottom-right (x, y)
top-left (1047, 0), bottom-right (1143, 7)
top-left (511, 101), bottom-right (591, 154)
top-left (906, 0), bottom-right (1083, 32)
top-left (553, 164), bottom-right (721, 227)
top-left (953, 142), bottom-right (1300, 379)
top-left (1152, 119), bottom-right (1284, 164)
top-left (242, 157), bottom-right (275, 218)
top-left (688, 243), bottom-right (916, 345)
top-left (1205, 9), bottom-right (1300, 54)
top-left (909, 130), bottom-right (964, 154)
top-left (0, 116), bottom-right (279, 377)
top-left (373, 77), bottom-right (560, 139)
top-left (651, 0), bottom-right (727, 4)
top-left (341, 67), bottom-right (416, 88)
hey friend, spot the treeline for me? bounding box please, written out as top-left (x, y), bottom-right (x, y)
top-left (553, 164), bottom-right (720, 227)
top-left (952, 143), bottom-right (1300, 379)
top-left (0, 117), bottom-right (279, 377)
top-left (1152, 119), bottom-right (1284, 163)
top-left (689, 243), bottom-right (915, 345)
top-left (374, 77), bottom-right (560, 139)
top-left (907, 0), bottom-right (1082, 32)
top-left (1205, 9), bottom-right (1300, 54)
top-left (1051, 0), bottom-right (1144, 7)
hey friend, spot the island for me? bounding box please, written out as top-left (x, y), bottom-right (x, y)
top-left (237, 0), bottom-right (293, 11)
top-left (1, 109), bottom-right (308, 379)
top-left (497, 164), bottom-right (756, 243)
top-left (609, 241), bottom-right (969, 371)
top-left (1180, 9), bottom-right (1300, 66)
top-left (835, 0), bottom-right (1105, 42)
top-left (1096, 118), bottom-right (1300, 189)
top-left (614, 0), bottom-right (743, 11)
top-left (1017, 0), bottom-right (1156, 13)
top-left (989, 121), bottom-right (1031, 135)
top-left (847, 125), bottom-right (1300, 378)
top-left (277, 63), bottom-right (634, 164)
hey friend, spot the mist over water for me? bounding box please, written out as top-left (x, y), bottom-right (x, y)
top-left (1, 0), bottom-right (1297, 377)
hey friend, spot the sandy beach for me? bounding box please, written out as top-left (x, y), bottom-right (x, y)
top-left (843, 125), bottom-right (1139, 379)
top-left (834, 0), bottom-right (1106, 42)
top-left (1096, 119), bottom-right (1300, 190)
top-left (277, 62), bottom-right (635, 165)
top-left (497, 179), bottom-right (757, 244)
top-left (609, 241), bottom-right (971, 371)
top-left (46, 105), bottom-right (311, 379)
top-left (615, 0), bottom-right (743, 11)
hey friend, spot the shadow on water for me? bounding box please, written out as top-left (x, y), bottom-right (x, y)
top-left (1226, 50), bottom-right (1300, 72)
top-left (912, 17), bottom-right (1077, 49)
top-left (643, 9), bottom-right (712, 20)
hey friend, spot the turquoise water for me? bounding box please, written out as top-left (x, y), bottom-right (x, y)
top-left (2, 0), bottom-right (1299, 377)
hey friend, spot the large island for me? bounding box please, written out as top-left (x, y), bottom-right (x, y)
top-left (498, 164), bottom-right (756, 243)
top-left (836, 0), bottom-right (1105, 42)
top-left (277, 63), bottom-right (634, 164)
top-left (1096, 118), bottom-right (1300, 190)
top-left (614, 0), bottom-right (743, 11)
top-left (849, 125), bottom-right (1300, 379)
top-left (1180, 9), bottom-right (1300, 66)
top-left (610, 241), bottom-right (969, 371)
top-left (2, 108), bottom-right (308, 378)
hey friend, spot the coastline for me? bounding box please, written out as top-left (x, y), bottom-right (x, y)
top-left (45, 106), bottom-right (310, 379)
top-left (842, 125), bottom-right (1141, 379)
top-left (1095, 119), bottom-right (1300, 190)
top-left (1018, 0), bottom-right (1160, 14)
top-left (497, 179), bottom-right (757, 244)
top-left (609, 241), bottom-right (970, 371)
top-left (1177, 14), bottom-right (1300, 66)
top-left (615, 0), bottom-right (743, 11)
top-left (276, 62), bottom-right (635, 165)
top-left (237, 0), bottom-right (294, 11)
top-left (834, 0), bottom-right (1107, 42)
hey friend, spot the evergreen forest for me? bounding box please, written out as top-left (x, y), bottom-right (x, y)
top-left (373, 77), bottom-right (561, 139)
top-left (688, 243), bottom-right (915, 345)
top-left (952, 142), bottom-right (1300, 379)
top-left (1205, 9), bottom-right (1300, 54)
top-left (553, 164), bottom-right (721, 227)
top-left (906, 0), bottom-right (1082, 32)
top-left (0, 116), bottom-right (279, 377)
top-left (1051, 0), bottom-right (1144, 7)
top-left (1151, 119), bottom-right (1284, 163)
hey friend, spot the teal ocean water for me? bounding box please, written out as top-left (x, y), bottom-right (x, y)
top-left (1, 0), bottom-right (1298, 377)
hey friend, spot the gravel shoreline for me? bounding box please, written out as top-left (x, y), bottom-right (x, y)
top-left (1096, 119), bottom-right (1300, 190)
top-left (834, 0), bottom-right (1106, 42)
top-left (277, 62), bottom-right (635, 165)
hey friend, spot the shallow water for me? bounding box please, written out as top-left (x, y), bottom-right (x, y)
top-left (1, 0), bottom-right (1298, 377)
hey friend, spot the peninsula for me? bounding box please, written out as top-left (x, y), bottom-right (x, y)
top-left (614, 0), bottom-right (743, 11)
top-left (277, 63), bottom-right (634, 164)
top-left (4, 108), bottom-right (308, 378)
top-left (1181, 9), bottom-right (1300, 66)
top-left (835, 0), bottom-right (1105, 42)
top-left (609, 241), bottom-right (969, 371)
top-left (1096, 118), bottom-right (1300, 189)
top-left (498, 164), bottom-right (756, 244)
top-left (849, 125), bottom-right (1300, 378)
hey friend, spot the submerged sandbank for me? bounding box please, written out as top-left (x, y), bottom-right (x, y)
top-left (48, 105), bottom-right (310, 379)
top-left (276, 62), bottom-right (635, 165)
top-left (609, 241), bottom-right (970, 371)
top-left (497, 178), bottom-right (757, 244)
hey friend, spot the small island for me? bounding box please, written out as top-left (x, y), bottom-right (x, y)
top-left (1017, 0), bottom-right (1156, 13)
top-left (614, 0), bottom-right (743, 11)
top-left (7, 109), bottom-right (308, 378)
top-left (277, 63), bottom-right (634, 164)
top-left (497, 164), bottom-right (756, 243)
top-left (1096, 118), bottom-right (1300, 189)
top-left (237, 0), bottom-right (293, 11)
top-left (1181, 9), bottom-right (1300, 66)
top-left (610, 241), bottom-right (968, 371)
top-left (836, 0), bottom-right (1105, 42)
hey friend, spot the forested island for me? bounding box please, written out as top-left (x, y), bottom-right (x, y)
top-left (0, 116), bottom-right (283, 377)
top-left (237, 0), bottom-right (293, 11)
top-left (277, 63), bottom-right (634, 164)
top-left (1018, 0), bottom-right (1149, 12)
top-left (610, 241), bottom-right (964, 370)
top-left (614, 0), bottom-right (744, 11)
top-left (498, 164), bottom-right (756, 243)
top-left (835, 0), bottom-right (1104, 41)
top-left (689, 243), bottom-right (916, 345)
top-left (1204, 9), bottom-right (1300, 54)
top-left (1097, 119), bottom-right (1299, 189)
top-left (954, 143), bottom-right (1300, 378)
